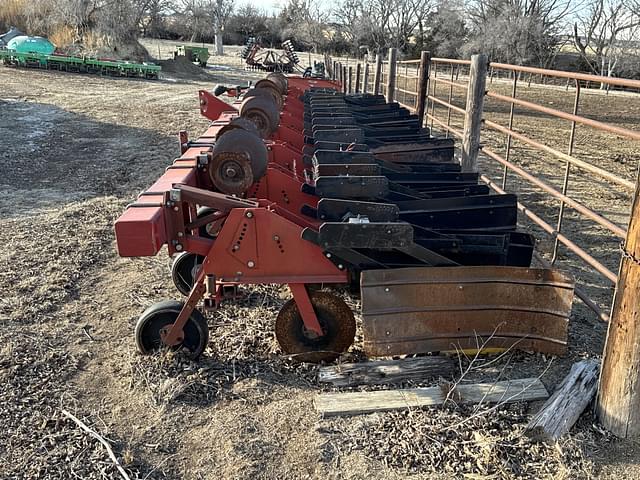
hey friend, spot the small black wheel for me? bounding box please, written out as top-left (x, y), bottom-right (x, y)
top-left (275, 291), bottom-right (356, 363)
top-left (171, 252), bottom-right (205, 296)
top-left (135, 300), bottom-right (209, 358)
top-left (196, 206), bottom-right (223, 239)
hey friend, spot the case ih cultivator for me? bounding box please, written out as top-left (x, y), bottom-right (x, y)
top-left (115, 72), bottom-right (574, 363)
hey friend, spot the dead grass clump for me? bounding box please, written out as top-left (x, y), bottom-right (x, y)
top-left (48, 24), bottom-right (77, 49)
top-left (0, 0), bottom-right (27, 28)
top-left (320, 404), bottom-right (596, 479)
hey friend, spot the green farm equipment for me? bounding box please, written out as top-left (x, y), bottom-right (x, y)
top-left (174, 45), bottom-right (209, 67)
top-left (0, 49), bottom-right (161, 79)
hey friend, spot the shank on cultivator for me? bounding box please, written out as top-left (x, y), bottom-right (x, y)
top-left (115, 71), bottom-right (574, 363)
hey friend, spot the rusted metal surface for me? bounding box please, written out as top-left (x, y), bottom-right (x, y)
top-left (361, 266), bottom-right (574, 356)
top-left (239, 94), bottom-right (280, 138)
top-left (209, 127), bottom-right (268, 194)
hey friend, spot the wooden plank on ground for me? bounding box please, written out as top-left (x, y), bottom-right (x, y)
top-left (315, 377), bottom-right (548, 417)
top-left (318, 357), bottom-right (456, 387)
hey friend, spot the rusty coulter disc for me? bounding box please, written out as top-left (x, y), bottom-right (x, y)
top-left (216, 116), bottom-right (261, 140)
top-left (209, 151), bottom-right (254, 195)
top-left (265, 72), bottom-right (288, 94)
top-left (209, 128), bottom-right (267, 194)
top-left (239, 95), bottom-right (280, 138)
top-left (244, 84), bottom-right (283, 109)
top-left (275, 291), bottom-right (356, 363)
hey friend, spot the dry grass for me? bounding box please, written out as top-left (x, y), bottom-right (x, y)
top-left (48, 24), bottom-right (77, 49)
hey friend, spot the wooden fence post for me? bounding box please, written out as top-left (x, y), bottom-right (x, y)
top-left (342, 65), bottom-right (347, 93)
top-left (355, 62), bottom-right (361, 93)
top-left (373, 53), bottom-right (382, 96)
top-left (597, 171), bottom-right (640, 437)
top-left (386, 48), bottom-right (398, 102)
top-left (461, 54), bottom-right (487, 173)
top-left (416, 50), bottom-right (431, 127)
top-left (348, 66), bottom-right (353, 93)
top-left (363, 62), bottom-right (370, 93)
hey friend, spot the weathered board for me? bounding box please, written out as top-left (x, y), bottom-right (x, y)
top-left (318, 357), bottom-right (456, 387)
top-left (526, 359), bottom-right (599, 442)
top-left (361, 266), bottom-right (574, 356)
top-left (315, 377), bottom-right (549, 417)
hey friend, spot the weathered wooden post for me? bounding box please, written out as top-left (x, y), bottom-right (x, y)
top-left (355, 63), bottom-right (361, 93)
top-left (373, 53), bottom-right (382, 96)
top-left (461, 53), bottom-right (487, 173)
top-left (386, 48), bottom-right (398, 102)
top-left (597, 170), bottom-right (640, 437)
top-left (342, 65), bottom-right (347, 94)
top-left (416, 51), bottom-right (431, 127)
top-left (348, 66), bottom-right (353, 93)
top-left (363, 62), bottom-right (370, 93)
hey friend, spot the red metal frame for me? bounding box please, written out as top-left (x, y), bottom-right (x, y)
top-left (116, 75), bottom-right (345, 347)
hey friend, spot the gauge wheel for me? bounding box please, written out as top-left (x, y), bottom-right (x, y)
top-left (171, 252), bottom-right (205, 296)
top-left (275, 291), bottom-right (356, 363)
top-left (135, 300), bottom-right (209, 358)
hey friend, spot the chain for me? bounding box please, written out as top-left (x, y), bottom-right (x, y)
top-left (619, 241), bottom-right (640, 266)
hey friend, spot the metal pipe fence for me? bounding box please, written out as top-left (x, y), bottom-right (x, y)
top-left (326, 52), bottom-right (640, 323)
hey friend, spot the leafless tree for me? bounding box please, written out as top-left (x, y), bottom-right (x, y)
top-left (333, 0), bottom-right (433, 54)
top-left (280, 0), bottom-right (331, 52)
top-left (465, 0), bottom-right (571, 65)
top-left (574, 0), bottom-right (640, 77)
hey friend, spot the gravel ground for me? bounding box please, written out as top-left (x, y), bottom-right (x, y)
top-left (0, 55), bottom-right (639, 480)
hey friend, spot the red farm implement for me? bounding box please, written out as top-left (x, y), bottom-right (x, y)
top-left (115, 71), bottom-right (574, 363)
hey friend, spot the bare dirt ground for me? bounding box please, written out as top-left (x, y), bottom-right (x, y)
top-left (0, 52), bottom-right (639, 480)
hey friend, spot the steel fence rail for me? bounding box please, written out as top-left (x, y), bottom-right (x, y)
top-left (486, 91), bottom-right (640, 142)
top-left (489, 62), bottom-right (640, 89)
top-left (483, 119), bottom-right (637, 190)
top-left (479, 173), bottom-right (618, 284)
top-left (327, 50), bottom-right (637, 322)
top-left (480, 144), bottom-right (627, 238)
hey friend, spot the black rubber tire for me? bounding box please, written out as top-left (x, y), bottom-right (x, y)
top-left (171, 252), bottom-right (205, 296)
top-left (275, 291), bottom-right (356, 363)
top-left (135, 300), bottom-right (209, 358)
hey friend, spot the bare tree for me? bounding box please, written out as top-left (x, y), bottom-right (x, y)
top-left (281, 0), bottom-right (331, 52)
top-left (212, 0), bottom-right (233, 54)
top-left (334, 0), bottom-right (433, 54)
top-left (465, 0), bottom-right (571, 65)
top-left (574, 0), bottom-right (640, 77)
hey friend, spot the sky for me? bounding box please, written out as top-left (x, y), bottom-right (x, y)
top-left (236, 0), bottom-right (282, 14)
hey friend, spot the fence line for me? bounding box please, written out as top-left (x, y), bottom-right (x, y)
top-left (326, 51), bottom-right (640, 325)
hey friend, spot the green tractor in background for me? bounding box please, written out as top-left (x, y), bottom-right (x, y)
top-left (174, 45), bottom-right (209, 67)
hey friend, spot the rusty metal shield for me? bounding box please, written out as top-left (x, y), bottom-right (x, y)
top-left (361, 266), bottom-right (574, 357)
